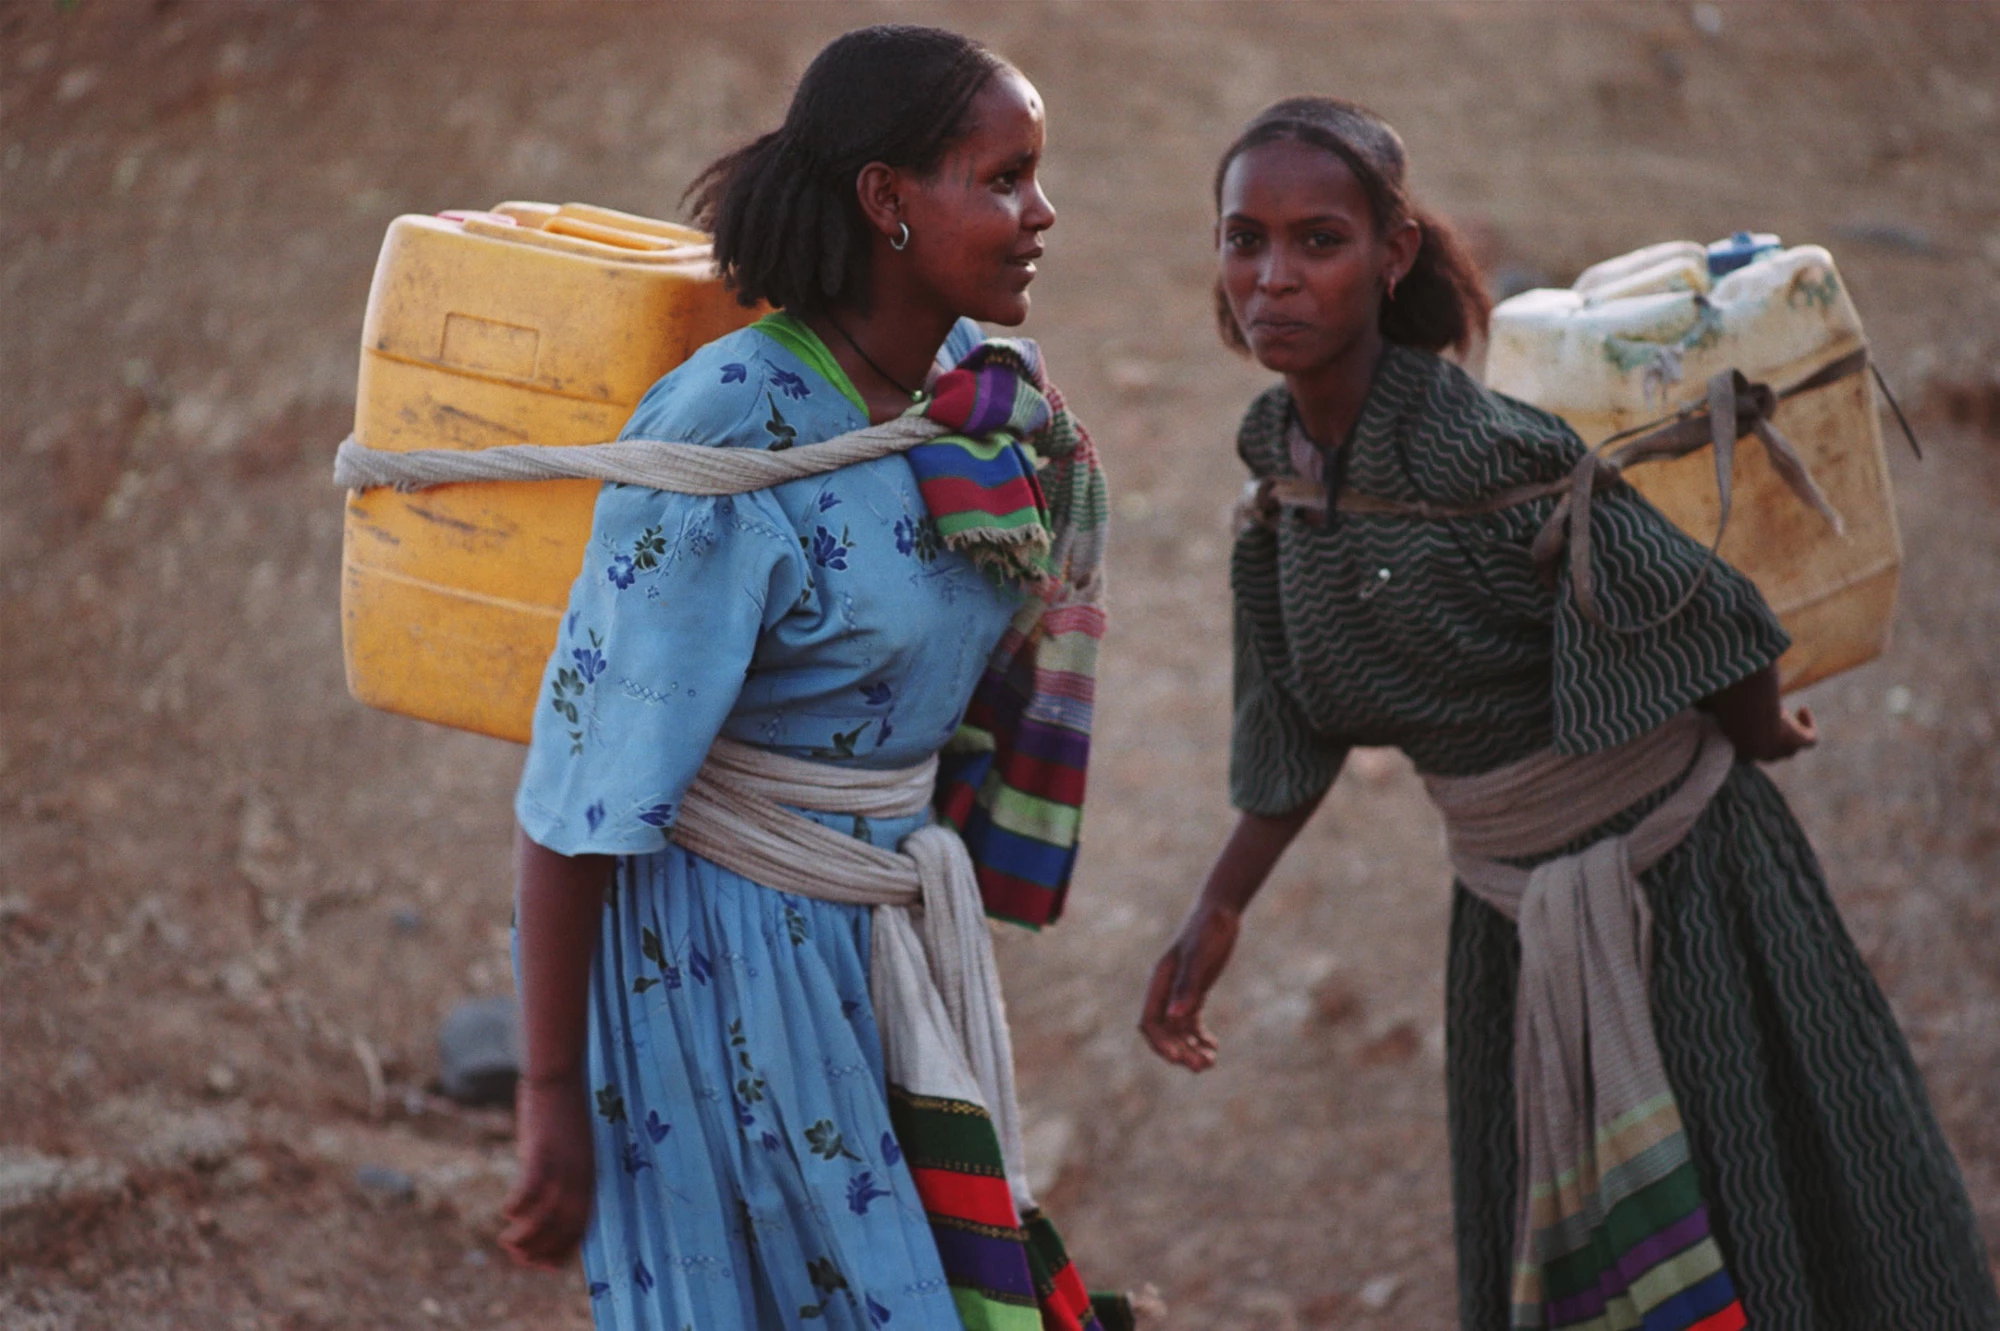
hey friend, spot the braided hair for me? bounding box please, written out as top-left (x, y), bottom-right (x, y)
top-left (1212, 97), bottom-right (1491, 355)
top-left (686, 25), bottom-right (1006, 312)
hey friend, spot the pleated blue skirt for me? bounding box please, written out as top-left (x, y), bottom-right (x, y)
top-left (552, 807), bottom-right (966, 1330)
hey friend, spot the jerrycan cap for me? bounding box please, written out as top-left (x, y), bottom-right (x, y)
top-left (1706, 230), bottom-right (1782, 277)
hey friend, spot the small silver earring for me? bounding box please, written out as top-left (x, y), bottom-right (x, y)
top-left (889, 221), bottom-right (911, 252)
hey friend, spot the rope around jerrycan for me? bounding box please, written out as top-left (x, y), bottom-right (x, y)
top-left (1239, 347), bottom-right (1923, 635)
top-left (331, 412), bottom-right (948, 495)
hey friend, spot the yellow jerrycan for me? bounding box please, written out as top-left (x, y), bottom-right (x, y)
top-left (342, 201), bottom-right (761, 743)
top-left (1485, 236), bottom-right (1901, 692)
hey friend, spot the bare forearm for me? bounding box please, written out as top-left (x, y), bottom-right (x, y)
top-left (513, 825), bottom-right (612, 1086)
top-left (1140, 791), bottom-right (1326, 1070)
top-left (1197, 793), bottom-right (1325, 917)
top-left (1698, 663), bottom-right (1816, 762)
top-left (1700, 664), bottom-right (1780, 749)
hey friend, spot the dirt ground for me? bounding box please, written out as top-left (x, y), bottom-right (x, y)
top-left (2, 2), bottom-right (1997, 1328)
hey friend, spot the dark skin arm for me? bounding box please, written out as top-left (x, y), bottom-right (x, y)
top-left (498, 827), bottom-right (611, 1269)
top-left (1698, 662), bottom-right (1817, 760)
top-left (1142, 666), bottom-right (1813, 1072)
top-left (1138, 791), bottom-right (1324, 1071)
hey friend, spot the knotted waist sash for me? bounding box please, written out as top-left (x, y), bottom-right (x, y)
top-left (674, 736), bottom-right (1032, 1206)
top-left (673, 738), bottom-right (1098, 1323)
top-left (1421, 712), bottom-right (1748, 1331)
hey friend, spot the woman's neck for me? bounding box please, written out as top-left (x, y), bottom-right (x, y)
top-left (799, 301), bottom-right (955, 425)
top-left (1285, 329), bottom-right (1386, 449)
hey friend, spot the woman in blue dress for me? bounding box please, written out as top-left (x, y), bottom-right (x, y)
top-left (495, 26), bottom-right (1109, 1331)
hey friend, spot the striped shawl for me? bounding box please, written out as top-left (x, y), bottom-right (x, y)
top-left (913, 340), bottom-right (1108, 930)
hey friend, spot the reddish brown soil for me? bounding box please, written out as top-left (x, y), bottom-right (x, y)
top-left (2, 3), bottom-right (1996, 1328)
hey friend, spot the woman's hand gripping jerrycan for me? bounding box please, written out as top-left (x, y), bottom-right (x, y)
top-left (1485, 238), bottom-right (1903, 693)
top-left (341, 202), bottom-right (762, 743)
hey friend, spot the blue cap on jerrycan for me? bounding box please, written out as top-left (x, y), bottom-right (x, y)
top-left (1706, 231), bottom-right (1782, 277)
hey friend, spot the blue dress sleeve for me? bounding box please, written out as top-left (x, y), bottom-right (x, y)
top-left (513, 344), bottom-right (810, 856)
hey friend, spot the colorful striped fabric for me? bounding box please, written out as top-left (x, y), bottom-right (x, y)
top-left (1024, 1208), bottom-right (1124, 1331)
top-left (908, 350), bottom-right (1054, 582)
top-left (888, 1086), bottom-right (1109, 1331)
top-left (909, 354), bottom-right (1056, 586)
top-left (1513, 1093), bottom-right (1746, 1330)
top-left (911, 341), bottom-right (1108, 930)
top-left (877, 342), bottom-right (1116, 1325)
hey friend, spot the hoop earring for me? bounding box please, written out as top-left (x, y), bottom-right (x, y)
top-left (889, 221), bottom-right (911, 253)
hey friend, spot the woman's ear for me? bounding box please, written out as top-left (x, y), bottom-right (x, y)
top-left (1384, 216), bottom-right (1423, 289)
top-left (854, 162), bottom-right (903, 241)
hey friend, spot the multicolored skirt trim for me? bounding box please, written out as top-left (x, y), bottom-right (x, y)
top-left (1511, 1090), bottom-right (1744, 1329)
top-left (888, 1085), bottom-right (1116, 1331)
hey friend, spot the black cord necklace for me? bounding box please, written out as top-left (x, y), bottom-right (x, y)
top-left (823, 313), bottom-right (927, 404)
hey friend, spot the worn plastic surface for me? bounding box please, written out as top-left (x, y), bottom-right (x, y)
top-left (341, 201), bottom-right (760, 742)
top-left (1486, 243), bottom-right (1901, 692)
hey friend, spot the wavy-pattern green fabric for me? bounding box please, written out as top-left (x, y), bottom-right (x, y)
top-left (1449, 769), bottom-right (2000, 1331)
top-left (1229, 344), bottom-right (2000, 1329)
top-left (1229, 342), bottom-right (1790, 809)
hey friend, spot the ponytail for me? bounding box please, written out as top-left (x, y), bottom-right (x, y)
top-left (687, 128), bottom-right (844, 308)
top-left (683, 25), bottom-right (1004, 313)
top-left (1381, 208), bottom-right (1490, 354)
top-left (1213, 97), bottom-right (1489, 356)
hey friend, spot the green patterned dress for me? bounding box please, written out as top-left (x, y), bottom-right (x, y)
top-left (1229, 342), bottom-right (2000, 1330)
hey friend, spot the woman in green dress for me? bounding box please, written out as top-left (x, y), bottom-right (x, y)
top-left (1139, 96), bottom-right (1999, 1331)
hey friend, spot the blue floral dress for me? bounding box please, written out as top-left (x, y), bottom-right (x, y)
top-left (515, 316), bottom-right (1018, 1330)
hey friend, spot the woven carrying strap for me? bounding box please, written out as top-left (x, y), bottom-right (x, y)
top-left (331, 415), bottom-right (945, 494)
top-left (1240, 347), bottom-right (1917, 634)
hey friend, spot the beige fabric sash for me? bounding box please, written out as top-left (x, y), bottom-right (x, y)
top-left (1424, 710), bottom-right (1736, 906)
top-left (1420, 712), bottom-right (1736, 1312)
top-left (670, 737), bottom-right (1037, 1215)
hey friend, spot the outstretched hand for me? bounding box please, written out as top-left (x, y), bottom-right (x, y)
top-left (499, 1077), bottom-right (596, 1270)
top-left (1139, 904), bottom-right (1242, 1072)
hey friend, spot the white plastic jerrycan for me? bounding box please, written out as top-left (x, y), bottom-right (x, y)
top-left (1486, 237), bottom-right (1902, 692)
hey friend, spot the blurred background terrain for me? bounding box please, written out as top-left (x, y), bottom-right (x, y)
top-left (1, 2), bottom-right (1996, 1327)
